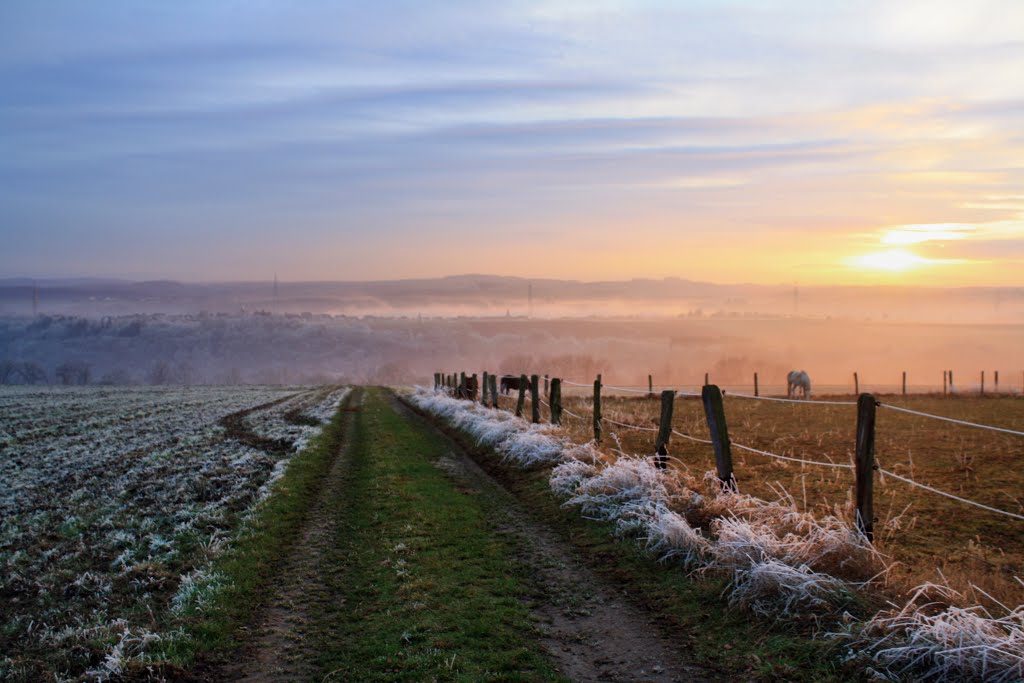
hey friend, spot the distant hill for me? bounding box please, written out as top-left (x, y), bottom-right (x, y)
top-left (0, 274), bottom-right (1020, 323)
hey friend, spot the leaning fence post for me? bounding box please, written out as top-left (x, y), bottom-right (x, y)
top-left (530, 374), bottom-right (540, 423)
top-left (855, 393), bottom-right (877, 542)
top-left (853, 371), bottom-right (859, 395)
top-left (544, 374), bottom-right (549, 398)
top-left (654, 390), bottom-right (674, 469)
top-left (754, 372), bottom-right (759, 397)
top-left (593, 374), bottom-right (602, 443)
top-left (516, 374), bottom-right (527, 417)
top-left (550, 378), bottom-right (562, 425)
top-left (489, 374), bottom-right (498, 409)
top-left (701, 385), bottom-right (736, 491)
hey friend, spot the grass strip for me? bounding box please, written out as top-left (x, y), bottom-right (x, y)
top-left (151, 389), bottom-right (357, 672)
top-left (402, 393), bottom-right (869, 683)
top-left (313, 388), bottom-right (566, 682)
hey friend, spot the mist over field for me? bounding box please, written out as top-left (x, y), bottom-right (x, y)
top-left (1, 276), bottom-right (1020, 391)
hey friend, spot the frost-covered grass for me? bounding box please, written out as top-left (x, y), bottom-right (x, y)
top-left (409, 387), bottom-right (874, 616)
top-left (411, 386), bottom-right (1024, 680)
top-left (837, 583), bottom-right (1024, 682)
top-left (0, 385), bottom-right (346, 681)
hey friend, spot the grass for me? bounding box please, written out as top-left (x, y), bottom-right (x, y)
top-left (538, 391), bottom-right (1024, 613)
top-left (312, 388), bottom-right (566, 682)
top-left (149, 390), bottom-right (357, 673)
top-left (409, 391), bottom-right (867, 682)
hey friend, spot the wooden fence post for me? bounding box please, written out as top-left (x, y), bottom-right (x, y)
top-left (550, 378), bottom-right (562, 425)
top-left (949, 370), bottom-right (954, 393)
top-left (470, 373), bottom-right (478, 401)
top-left (704, 372), bottom-right (709, 386)
top-left (654, 390), bottom-right (674, 469)
top-left (943, 370), bottom-right (947, 395)
top-left (980, 370), bottom-right (985, 396)
top-left (434, 372), bottom-right (440, 390)
top-left (995, 370), bottom-right (999, 393)
top-left (489, 374), bottom-right (499, 409)
top-left (701, 385), bottom-right (736, 491)
top-left (482, 371), bottom-right (489, 404)
top-left (459, 372), bottom-right (467, 399)
top-left (544, 374), bottom-right (549, 398)
top-left (754, 372), bottom-right (759, 397)
top-left (593, 374), bottom-right (602, 443)
top-left (648, 374), bottom-right (654, 398)
top-left (853, 372), bottom-right (859, 395)
top-left (855, 393), bottom-right (877, 542)
top-left (902, 371), bottom-right (906, 397)
top-left (516, 374), bottom-right (527, 417)
top-left (530, 374), bottom-right (540, 423)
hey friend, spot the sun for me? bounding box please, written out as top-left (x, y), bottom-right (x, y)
top-left (849, 248), bottom-right (928, 272)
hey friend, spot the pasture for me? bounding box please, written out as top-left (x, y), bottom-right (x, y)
top-left (536, 390), bottom-right (1024, 609)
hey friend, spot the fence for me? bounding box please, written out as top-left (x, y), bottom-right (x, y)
top-left (433, 371), bottom-right (1024, 543)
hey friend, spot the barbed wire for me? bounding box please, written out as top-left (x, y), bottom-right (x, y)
top-left (731, 442), bottom-right (854, 469)
top-left (879, 468), bottom-right (1024, 522)
top-left (563, 407), bottom-right (587, 420)
top-left (878, 403), bottom-right (1024, 437)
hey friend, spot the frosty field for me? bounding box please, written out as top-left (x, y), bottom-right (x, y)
top-left (0, 384), bottom-right (347, 681)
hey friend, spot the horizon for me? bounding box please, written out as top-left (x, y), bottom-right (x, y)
top-left (3, 2), bottom-right (1023, 287)
top-left (5, 272), bottom-right (1024, 291)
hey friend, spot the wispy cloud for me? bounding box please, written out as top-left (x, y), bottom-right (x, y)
top-left (2, 0), bottom-right (1023, 283)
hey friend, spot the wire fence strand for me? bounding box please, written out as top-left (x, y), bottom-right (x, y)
top-left (731, 442), bottom-right (855, 469)
top-left (604, 416), bottom-right (660, 432)
top-left (879, 468), bottom-right (1024, 521)
top-left (878, 403), bottom-right (1024, 437)
top-left (728, 392), bottom-right (858, 406)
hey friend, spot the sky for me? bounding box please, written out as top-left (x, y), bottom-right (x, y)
top-left (2, 1), bottom-right (1023, 286)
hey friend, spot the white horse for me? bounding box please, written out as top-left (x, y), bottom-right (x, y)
top-left (787, 370), bottom-right (811, 399)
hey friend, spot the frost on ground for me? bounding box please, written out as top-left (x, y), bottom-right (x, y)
top-left (0, 385), bottom-right (346, 681)
top-left (835, 584), bottom-right (1024, 682)
top-left (245, 385), bottom-right (350, 453)
top-left (409, 387), bottom-right (875, 615)
top-left (406, 387), bottom-right (1024, 680)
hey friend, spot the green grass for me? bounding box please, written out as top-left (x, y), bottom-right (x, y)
top-left (150, 389), bottom-right (357, 671)
top-left (312, 388), bottom-right (566, 683)
top-left (407, 395), bottom-right (869, 683)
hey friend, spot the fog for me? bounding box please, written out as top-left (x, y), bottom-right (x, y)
top-left (1, 278), bottom-right (1020, 394)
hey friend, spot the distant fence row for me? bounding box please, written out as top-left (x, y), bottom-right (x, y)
top-left (432, 370), bottom-right (1024, 544)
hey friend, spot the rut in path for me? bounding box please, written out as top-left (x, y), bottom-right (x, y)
top-left (216, 388), bottom-right (363, 683)
top-left (392, 394), bottom-right (716, 683)
top-left (217, 388), bottom-right (713, 682)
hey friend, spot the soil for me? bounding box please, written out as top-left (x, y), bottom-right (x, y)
top-left (212, 389), bottom-right (364, 682)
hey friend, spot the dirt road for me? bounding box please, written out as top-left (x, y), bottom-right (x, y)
top-left (216, 387), bottom-right (712, 682)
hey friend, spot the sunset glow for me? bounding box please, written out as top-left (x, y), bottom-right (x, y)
top-left (1, 1), bottom-right (1023, 286)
